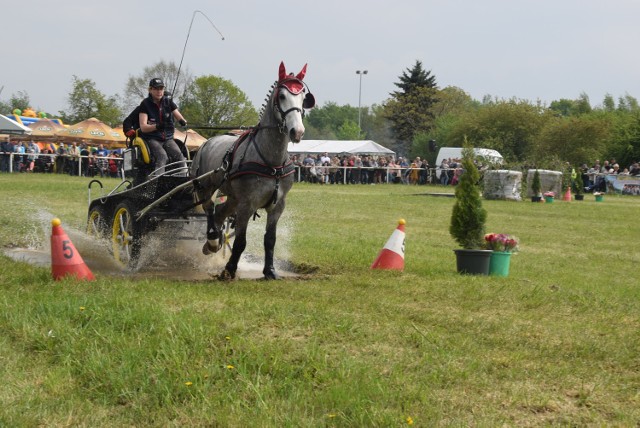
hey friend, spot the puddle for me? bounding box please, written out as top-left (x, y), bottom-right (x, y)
top-left (4, 211), bottom-right (302, 281)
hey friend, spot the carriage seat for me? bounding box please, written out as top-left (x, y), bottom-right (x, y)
top-left (132, 132), bottom-right (152, 165)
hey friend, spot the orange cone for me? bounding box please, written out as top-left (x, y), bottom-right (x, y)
top-left (50, 218), bottom-right (95, 281)
top-left (563, 187), bottom-right (572, 201)
top-left (371, 219), bottom-right (405, 271)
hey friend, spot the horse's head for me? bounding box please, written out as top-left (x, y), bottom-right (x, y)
top-left (270, 62), bottom-right (315, 143)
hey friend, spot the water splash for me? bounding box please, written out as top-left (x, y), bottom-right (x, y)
top-left (4, 208), bottom-right (299, 280)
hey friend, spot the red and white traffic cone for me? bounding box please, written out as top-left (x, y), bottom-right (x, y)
top-left (50, 218), bottom-right (95, 281)
top-left (371, 219), bottom-right (405, 271)
top-left (563, 187), bottom-right (572, 201)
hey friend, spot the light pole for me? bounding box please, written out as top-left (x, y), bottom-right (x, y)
top-left (356, 70), bottom-right (368, 136)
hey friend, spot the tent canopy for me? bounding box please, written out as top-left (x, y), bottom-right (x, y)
top-left (288, 140), bottom-right (395, 156)
top-left (0, 114), bottom-right (32, 135)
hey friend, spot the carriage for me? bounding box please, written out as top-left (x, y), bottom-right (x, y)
top-left (86, 154), bottom-right (210, 269)
top-left (86, 62), bottom-right (314, 279)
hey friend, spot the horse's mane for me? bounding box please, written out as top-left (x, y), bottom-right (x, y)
top-left (258, 81), bottom-right (278, 123)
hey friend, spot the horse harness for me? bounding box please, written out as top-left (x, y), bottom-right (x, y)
top-left (224, 130), bottom-right (295, 206)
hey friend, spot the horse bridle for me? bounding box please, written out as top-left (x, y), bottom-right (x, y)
top-left (272, 77), bottom-right (315, 134)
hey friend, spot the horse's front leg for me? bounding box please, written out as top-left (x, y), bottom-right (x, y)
top-left (219, 211), bottom-right (249, 280)
top-left (263, 202), bottom-right (285, 280)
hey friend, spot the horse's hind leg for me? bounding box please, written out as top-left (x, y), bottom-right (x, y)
top-left (203, 200), bottom-right (235, 255)
top-left (202, 200), bottom-right (221, 255)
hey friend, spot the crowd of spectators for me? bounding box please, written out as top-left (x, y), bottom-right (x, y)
top-left (290, 153), bottom-right (434, 185)
top-left (0, 138), bottom-right (122, 177)
top-left (4, 138), bottom-right (640, 194)
top-left (581, 158), bottom-right (640, 192)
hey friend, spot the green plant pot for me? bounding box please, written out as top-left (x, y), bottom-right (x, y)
top-left (489, 251), bottom-right (511, 277)
top-left (595, 195), bottom-right (604, 202)
top-left (544, 196), bottom-right (554, 203)
top-left (453, 249), bottom-right (492, 275)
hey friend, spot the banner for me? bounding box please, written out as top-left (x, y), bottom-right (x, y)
top-left (605, 174), bottom-right (640, 195)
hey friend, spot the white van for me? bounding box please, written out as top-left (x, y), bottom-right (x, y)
top-left (435, 147), bottom-right (503, 179)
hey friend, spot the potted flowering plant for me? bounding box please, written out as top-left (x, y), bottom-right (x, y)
top-left (543, 191), bottom-right (555, 203)
top-left (593, 191), bottom-right (604, 202)
top-left (484, 233), bottom-right (519, 252)
top-left (484, 233), bottom-right (519, 277)
top-left (449, 142), bottom-right (491, 275)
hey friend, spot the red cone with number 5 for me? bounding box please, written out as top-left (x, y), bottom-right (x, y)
top-left (371, 219), bottom-right (406, 271)
top-left (51, 218), bottom-right (95, 281)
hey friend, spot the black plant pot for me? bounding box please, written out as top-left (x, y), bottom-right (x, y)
top-left (531, 196), bottom-right (542, 202)
top-left (453, 249), bottom-right (492, 275)
top-left (575, 194), bottom-right (584, 201)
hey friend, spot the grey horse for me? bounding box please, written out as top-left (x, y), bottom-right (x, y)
top-left (190, 62), bottom-right (315, 280)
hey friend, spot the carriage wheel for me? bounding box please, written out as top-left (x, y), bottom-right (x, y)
top-left (87, 206), bottom-right (109, 239)
top-left (112, 202), bottom-right (142, 269)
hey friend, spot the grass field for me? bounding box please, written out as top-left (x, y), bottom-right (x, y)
top-left (1, 174), bottom-right (639, 426)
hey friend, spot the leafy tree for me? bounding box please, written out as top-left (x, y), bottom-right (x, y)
top-left (431, 86), bottom-right (477, 118)
top-left (617, 94), bottom-right (639, 112)
top-left (123, 61), bottom-right (193, 112)
top-left (59, 76), bottom-right (122, 126)
top-left (336, 120), bottom-right (361, 140)
top-left (0, 99), bottom-right (10, 114)
top-left (606, 110), bottom-right (640, 167)
top-left (533, 114), bottom-right (610, 166)
top-left (180, 75), bottom-right (257, 137)
top-left (602, 94), bottom-right (616, 112)
top-left (549, 93), bottom-right (592, 117)
top-left (384, 60), bottom-right (439, 153)
top-left (9, 91), bottom-right (31, 112)
top-left (305, 102), bottom-right (360, 138)
top-left (446, 98), bottom-right (550, 162)
top-left (365, 104), bottom-right (395, 149)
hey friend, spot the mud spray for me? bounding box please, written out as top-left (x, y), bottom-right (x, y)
top-left (5, 210), bottom-right (300, 280)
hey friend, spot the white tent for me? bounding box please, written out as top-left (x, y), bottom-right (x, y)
top-left (0, 114), bottom-right (32, 135)
top-left (288, 140), bottom-right (395, 156)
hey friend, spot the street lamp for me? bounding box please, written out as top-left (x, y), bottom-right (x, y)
top-left (356, 70), bottom-right (368, 136)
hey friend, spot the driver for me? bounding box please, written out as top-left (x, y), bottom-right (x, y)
top-left (138, 78), bottom-right (188, 175)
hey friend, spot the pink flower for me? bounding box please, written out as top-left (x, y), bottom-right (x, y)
top-left (484, 233), bottom-right (519, 252)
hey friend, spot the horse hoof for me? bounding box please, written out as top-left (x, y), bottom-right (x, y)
top-left (263, 269), bottom-right (279, 280)
top-left (218, 269), bottom-right (235, 281)
top-left (202, 241), bottom-right (220, 255)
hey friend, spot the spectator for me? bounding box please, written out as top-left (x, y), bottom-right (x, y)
top-left (67, 142), bottom-right (80, 176)
top-left (1, 138), bottom-right (14, 173)
top-left (14, 142), bottom-right (25, 172)
top-left (55, 143), bottom-right (67, 174)
top-left (95, 144), bottom-right (109, 177)
top-left (80, 143), bottom-right (90, 176)
top-left (440, 158), bottom-right (450, 185)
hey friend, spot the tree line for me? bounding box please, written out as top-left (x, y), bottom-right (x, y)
top-left (3, 60), bottom-right (640, 169)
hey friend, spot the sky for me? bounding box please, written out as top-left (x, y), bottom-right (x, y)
top-left (2, 0), bottom-right (640, 116)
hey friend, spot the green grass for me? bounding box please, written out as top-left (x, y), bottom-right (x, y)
top-left (1, 174), bottom-right (639, 426)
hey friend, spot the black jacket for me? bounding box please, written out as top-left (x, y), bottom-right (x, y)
top-left (139, 95), bottom-right (177, 141)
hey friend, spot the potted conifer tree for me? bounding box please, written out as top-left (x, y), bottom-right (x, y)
top-left (573, 169), bottom-right (585, 200)
top-left (449, 143), bottom-right (491, 275)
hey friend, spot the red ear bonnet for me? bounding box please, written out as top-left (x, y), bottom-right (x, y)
top-left (295, 64), bottom-right (307, 80)
top-left (278, 61), bottom-right (304, 94)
